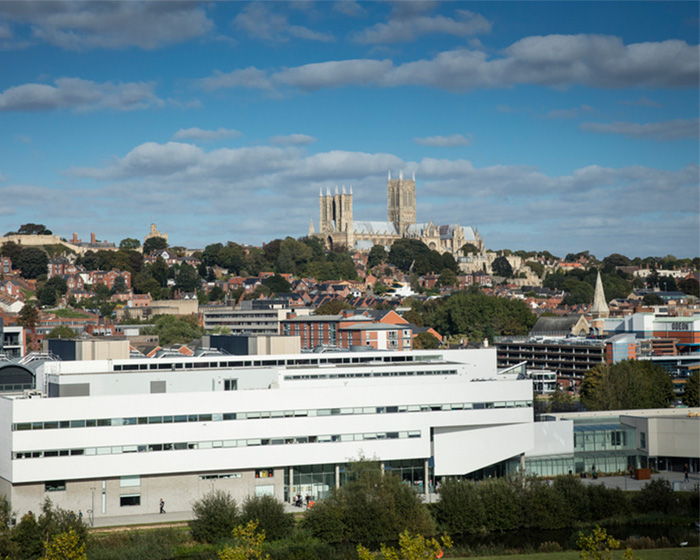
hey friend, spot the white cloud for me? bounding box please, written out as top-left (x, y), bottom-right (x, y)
top-left (0, 78), bottom-right (162, 112)
top-left (0, 1), bottom-right (213, 50)
top-left (580, 118), bottom-right (699, 141)
top-left (173, 128), bottom-right (242, 141)
top-left (414, 134), bottom-right (472, 147)
top-left (61, 139), bottom-right (698, 257)
top-left (270, 134), bottom-right (317, 145)
top-left (353, 9), bottom-right (491, 44)
top-left (200, 34), bottom-right (698, 93)
top-left (233, 3), bottom-right (334, 43)
top-left (334, 1), bottom-right (366, 17)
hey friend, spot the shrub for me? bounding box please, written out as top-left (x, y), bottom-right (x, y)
top-left (433, 479), bottom-right (486, 534)
top-left (538, 541), bottom-right (563, 553)
top-left (303, 459), bottom-right (435, 545)
top-left (552, 475), bottom-right (590, 522)
top-left (521, 479), bottom-right (569, 529)
top-left (190, 490), bottom-right (240, 544)
top-left (587, 484), bottom-right (629, 520)
top-left (632, 478), bottom-right (676, 514)
top-left (240, 495), bottom-right (294, 542)
top-left (479, 478), bottom-right (522, 531)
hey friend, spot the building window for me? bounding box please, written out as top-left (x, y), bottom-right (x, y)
top-left (640, 432), bottom-right (646, 449)
top-left (224, 379), bottom-right (238, 391)
top-left (120, 494), bottom-right (141, 507)
top-left (255, 469), bottom-right (274, 478)
top-left (120, 475), bottom-right (140, 487)
top-left (45, 481), bottom-right (66, 492)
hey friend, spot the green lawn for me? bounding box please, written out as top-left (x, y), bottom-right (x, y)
top-left (458, 547), bottom-right (699, 560)
top-left (47, 308), bottom-right (94, 318)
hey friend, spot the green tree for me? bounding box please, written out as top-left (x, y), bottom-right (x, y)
top-left (18, 303), bottom-right (40, 351)
top-left (17, 223), bottom-right (52, 235)
top-left (642, 293), bottom-right (664, 306)
top-left (262, 274), bottom-right (292, 294)
top-left (357, 531), bottom-right (452, 560)
top-left (388, 239), bottom-right (432, 272)
top-left (119, 238), bottom-right (141, 250)
top-left (678, 277), bottom-right (699, 297)
top-left (368, 245), bottom-right (388, 268)
top-left (16, 247), bottom-right (49, 279)
top-left (11, 511), bottom-right (43, 559)
top-left (576, 526), bottom-right (620, 560)
top-left (303, 459), bottom-right (434, 545)
top-left (580, 361), bottom-right (674, 411)
top-left (0, 240), bottom-right (22, 263)
top-left (314, 299), bottom-right (351, 315)
top-left (491, 256), bottom-right (513, 278)
top-left (37, 276), bottom-right (68, 307)
top-left (438, 268), bottom-right (457, 287)
top-left (526, 260), bottom-right (544, 278)
top-left (433, 479), bottom-right (485, 535)
top-left (239, 495), bottom-right (293, 542)
top-left (461, 243), bottom-right (479, 255)
top-left (413, 331), bottom-right (440, 349)
top-left (175, 263), bottom-right (200, 292)
top-left (143, 236), bottom-right (168, 255)
top-left (190, 490), bottom-right (239, 544)
top-left (682, 370), bottom-right (699, 407)
top-left (47, 326), bottom-right (77, 339)
top-left (150, 314), bottom-right (204, 346)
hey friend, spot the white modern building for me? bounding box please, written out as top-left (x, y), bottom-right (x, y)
top-left (0, 349), bottom-right (534, 521)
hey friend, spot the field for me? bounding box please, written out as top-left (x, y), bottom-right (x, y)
top-left (461, 548), bottom-right (699, 560)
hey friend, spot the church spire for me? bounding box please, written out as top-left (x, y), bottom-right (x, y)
top-left (308, 219), bottom-right (315, 235)
top-left (591, 271), bottom-right (609, 319)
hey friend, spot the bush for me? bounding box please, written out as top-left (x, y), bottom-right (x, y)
top-left (632, 479), bottom-right (676, 514)
top-left (240, 495), bottom-right (294, 542)
top-left (87, 528), bottom-right (187, 560)
top-left (190, 490), bottom-right (239, 544)
top-left (538, 541), bottom-right (563, 553)
top-left (433, 479), bottom-right (485, 534)
top-left (303, 459), bottom-right (435, 545)
top-left (479, 478), bottom-right (522, 531)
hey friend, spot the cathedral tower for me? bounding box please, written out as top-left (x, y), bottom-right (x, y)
top-left (318, 186), bottom-right (353, 248)
top-left (388, 170), bottom-right (416, 235)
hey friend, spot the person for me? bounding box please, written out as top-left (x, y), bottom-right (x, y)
top-left (78, 510), bottom-right (83, 522)
top-left (159, 498), bottom-right (165, 514)
top-left (684, 463), bottom-right (689, 482)
top-left (592, 464), bottom-right (597, 479)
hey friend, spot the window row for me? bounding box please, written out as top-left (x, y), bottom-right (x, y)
top-left (12, 400), bottom-right (531, 432)
top-left (283, 369), bottom-right (457, 380)
top-left (13, 430), bottom-right (422, 459)
top-left (112, 353), bottom-right (446, 372)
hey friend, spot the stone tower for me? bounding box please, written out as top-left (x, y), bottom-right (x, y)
top-left (387, 170), bottom-right (416, 235)
top-left (318, 186), bottom-right (353, 249)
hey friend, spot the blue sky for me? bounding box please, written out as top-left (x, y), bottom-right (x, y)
top-left (0, 1), bottom-right (698, 258)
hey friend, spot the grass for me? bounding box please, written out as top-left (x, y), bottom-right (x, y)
top-left (457, 547), bottom-right (699, 560)
top-left (47, 307), bottom-right (94, 318)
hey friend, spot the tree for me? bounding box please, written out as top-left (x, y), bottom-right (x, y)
top-left (18, 303), bottom-right (40, 351)
top-left (461, 243), bottom-right (479, 255)
top-left (175, 263), bottom-right (200, 292)
top-left (37, 276), bottom-right (68, 307)
top-left (580, 361), bottom-right (674, 411)
top-left (682, 370), bottom-right (699, 407)
top-left (315, 300), bottom-right (351, 315)
top-left (0, 240), bottom-right (22, 263)
top-left (388, 239), bottom-right (432, 272)
top-left (262, 274), bottom-right (292, 294)
top-left (119, 238), bottom-right (141, 250)
top-left (47, 326), bottom-right (77, 339)
top-left (150, 314), bottom-right (204, 346)
top-left (303, 459), bottom-right (434, 545)
top-left (678, 277), bottom-right (700, 297)
top-left (491, 256), bottom-right (513, 278)
top-left (413, 331), bottom-right (440, 349)
top-left (143, 236), bottom-right (168, 255)
top-left (357, 531), bottom-right (452, 560)
top-left (642, 293), bottom-right (664, 306)
top-left (239, 495), bottom-right (293, 541)
top-left (438, 268), bottom-right (457, 287)
top-left (526, 261), bottom-right (544, 278)
top-left (368, 245), bottom-right (387, 268)
top-left (190, 490), bottom-right (239, 544)
top-left (16, 247), bottom-right (49, 279)
top-left (17, 223), bottom-right (52, 235)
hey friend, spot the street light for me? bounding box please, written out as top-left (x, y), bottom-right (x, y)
top-left (89, 487), bottom-right (95, 527)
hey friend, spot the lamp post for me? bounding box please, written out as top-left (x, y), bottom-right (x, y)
top-left (89, 487), bottom-right (95, 527)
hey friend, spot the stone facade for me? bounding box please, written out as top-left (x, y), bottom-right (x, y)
top-left (312, 172), bottom-right (484, 256)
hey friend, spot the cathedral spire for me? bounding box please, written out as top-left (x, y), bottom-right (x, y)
top-left (399, 169), bottom-right (403, 180)
top-left (308, 220), bottom-right (315, 235)
top-left (591, 271), bottom-right (609, 319)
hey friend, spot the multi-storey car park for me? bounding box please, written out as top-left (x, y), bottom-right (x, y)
top-left (0, 349), bottom-right (534, 522)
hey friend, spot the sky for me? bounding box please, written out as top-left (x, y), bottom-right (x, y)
top-left (0, 1), bottom-right (698, 259)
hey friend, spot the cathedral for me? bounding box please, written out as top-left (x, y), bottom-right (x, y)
top-left (309, 171), bottom-right (484, 256)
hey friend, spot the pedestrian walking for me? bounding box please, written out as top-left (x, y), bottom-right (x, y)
top-left (159, 498), bottom-right (165, 514)
top-left (684, 463), bottom-right (689, 483)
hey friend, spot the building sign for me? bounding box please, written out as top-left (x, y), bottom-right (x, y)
top-left (671, 322), bottom-right (689, 331)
